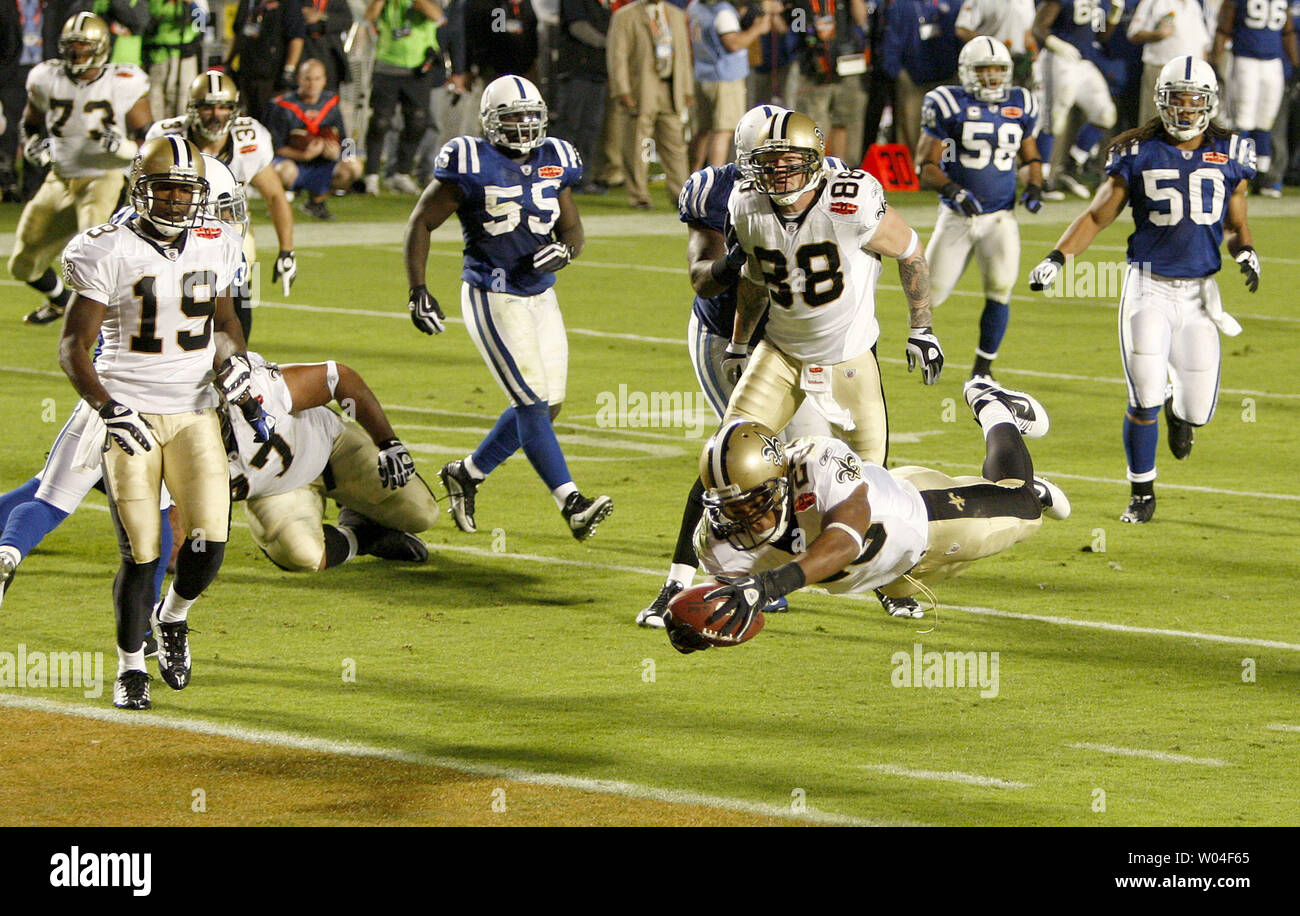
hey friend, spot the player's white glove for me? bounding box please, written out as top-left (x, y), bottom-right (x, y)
top-left (1235, 247), bottom-right (1260, 293)
top-left (272, 250), bottom-right (297, 295)
top-left (1028, 250), bottom-right (1066, 292)
top-left (721, 341), bottom-right (749, 386)
top-left (98, 128), bottom-right (137, 160)
top-left (905, 327), bottom-right (944, 385)
top-left (1045, 35), bottom-right (1082, 66)
top-left (942, 181), bottom-right (983, 217)
top-left (99, 400), bottom-right (155, 456)
top-left (532, 241), bottom-right (575, 273)
top-left (217, 353), bottom-right (255, 404)
top-left (23, 136), bottom-right (53, 169)
top-left (408, 284), bottom-right (445, 335)
top-left (377, 438), bottom-right (415, 489)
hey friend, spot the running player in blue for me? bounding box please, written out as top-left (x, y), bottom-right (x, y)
top-left (1212, 0), bottom-right (1300, 194)
top-left (403, 76), bottom-right (613, 541)
top-left (916, 36), bottom-right (1045, 380)
top-left (1032, 0), bottom-right (1123, 197)
top-left (1028, 56), bottom-right (1260, 524)
top-left (635, 104), bottom-right (843, 628)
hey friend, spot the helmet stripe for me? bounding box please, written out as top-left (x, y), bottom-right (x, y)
top-left (775, 110), bottom-right (791, 139)
top-left (1185, 57), bottom-right (1192, 80)
top-left (513, 76), bottom-right (526, 99)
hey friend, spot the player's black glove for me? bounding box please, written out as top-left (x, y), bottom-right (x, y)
top-left (664, 612), bottom-right (712, 655)
top-left (721, 341), bottom-right (749, 386)
top-left (532, 241), bottom-right (575, 273)
top-left (1020, 183), bottom-right (1043, 214)
top-left (905, 327), bottom-right (944, 385)
top-left (942, 181), bottom-right (983, 217)
top-left (1235, 247), bottom-right (1260, 293)
top-left (702, 574), bottom-right (773, 642)
top-left (1028, 249), bottom-right (1066, 292)
top-left (408, 284), bottom-right (445, 334)
top-left (272, 250), bottom-right (297, 295)
top-left (377, 438), bottom-right (415, 488)
top-left (709, 239), bottom-right (748, 287)
top-left (99, 400), bottom-right (155, 456)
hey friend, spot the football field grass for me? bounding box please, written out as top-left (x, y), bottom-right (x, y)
top-left (1, 186), bottom-right (1298, 826)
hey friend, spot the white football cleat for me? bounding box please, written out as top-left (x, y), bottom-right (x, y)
top-left (1033, 477), bottom-right (1071, 520)
top-left (964, 378), bottom-right (1050, 439)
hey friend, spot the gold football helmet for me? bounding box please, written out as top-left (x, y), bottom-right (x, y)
top-left (699, 421), bottom-right (791, 550)
top-left (130, 137), bottom-right (210, 237)
top-left (59, 13), bottom-right (111, 77)
top-left (186, 70), bottom-right (241, 143)
top-left (749, 111), bottom-right (826, 206)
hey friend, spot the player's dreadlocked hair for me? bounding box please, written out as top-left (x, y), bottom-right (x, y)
top-left (1105, 117), bottom-right (1233, 160)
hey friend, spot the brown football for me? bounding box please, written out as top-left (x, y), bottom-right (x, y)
top-left (317, 126), bottom-right (340, 146)
top-left (666, 580), bottom-right (765, 647)
top-left (287, 128), bottom-right (313, 150)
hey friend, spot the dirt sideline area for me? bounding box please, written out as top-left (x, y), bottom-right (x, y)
top-left (0, 708), bottom-right (796, 827)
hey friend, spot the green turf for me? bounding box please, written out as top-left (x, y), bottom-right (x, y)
top-left (1, 186), bottom-right (1298, 825)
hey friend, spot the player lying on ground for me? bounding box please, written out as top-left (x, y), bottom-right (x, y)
top-left (664, 379), bottom-right (1067, 653)
top-left (1027, 55), bottom-right (1258, 524)
top-left (227, 352), bottom-right (437, 572)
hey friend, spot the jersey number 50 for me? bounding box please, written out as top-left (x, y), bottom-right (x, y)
top-left (483, 181), bottom-right (560, 236)
top-left (1141, 168), bottom-right (1226, 226)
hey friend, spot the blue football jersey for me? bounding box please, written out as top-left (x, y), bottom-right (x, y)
top-left (922, 85), bottom-right (1040, 213)
top-left (1232, 0), bottom-right (1289, 59)
top-left (1044, 0), bottom-right (1110, 63)
top-left (434, 135), bottom-right (583, 296)
top-left (1105, 133), bottom-right (1257, 278)
top-left (677, 157), bottom-right (849, 338)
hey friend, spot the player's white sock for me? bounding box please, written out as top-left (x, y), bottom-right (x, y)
top-left (0, 545), bottom-right (22, 567)
top-left (118, 647), bottom-right (146, 676)
top-left (463, 455), bottom-right (485, 480)
top-left (667, 563), bottom-right (697, 589)
top-left (158, 586), bottom-right (196, 623)
top-left (976, 401), bottom-right (1016, 437)
top-left (551, 481), bottom-right (578, 509)
top-left (335, 525), bottom-right (359, 562)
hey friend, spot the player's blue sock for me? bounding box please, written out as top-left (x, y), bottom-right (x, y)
top-left (0, 477), bottom-right (41, 529)
top-left (471, 407), bottom-right (522, 477)
top-left (1123, 406), bottom-right (1160, 479)
top-left (978, 299), bottom-right (1010, 358)
top-left (514, 402), bottom-right (572, 491)
top-left (1251, 130), bottom-right (1273, 173)
top-left (1072, 124), bottom-right (1103, 163)
top-left (0, 497), bottom-right (70, 557)
top-left (1038, 132), bottom-right (1055, 168)
top-left (155, 507), bottom-right (172, 603)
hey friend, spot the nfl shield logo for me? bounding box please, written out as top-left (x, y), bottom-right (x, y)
top-left (521, 165), bottom-right (532, 175)
top-left (967, 106), bottom-right (982, 119)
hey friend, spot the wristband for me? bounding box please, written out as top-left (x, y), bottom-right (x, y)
top-left (940, 181), bottom-right (964, 199)
top-left (710, 254), bottom-right (742, 287)
top-left (1045, 249), bottom-right (1066, 267)
top-left (324, 359), bottom-right (339, 398)
top-left (899, 228), bottom-right (920, 260)
top-left (823, 521), bottom-right (865, 554)
top-left (758, 562), bottom-right (806, 599)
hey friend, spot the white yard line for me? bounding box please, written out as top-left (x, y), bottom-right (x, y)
top-left (1265, 724), bottom-right (1300, 733)
top-left (0, 692), bottom-right (885, 826)
top-left (1067, 742), bottom-right (1229, 766)
top-left (858, 763), bottom-right (1031, 789)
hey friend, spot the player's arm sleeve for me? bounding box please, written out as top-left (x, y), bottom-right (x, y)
top-left (60, 236), bottom-right (115, 303)
top-left (432, 137), bottom-right (476, 196)
top-left (250, 120), bottom-right (276, 172)
top-left (920, 90), bottom-right (950, 141)
top-left (857, 174), bottom-right (889, 247)
top-left (1103, 139), bottom-right (1136, 185)
top-left (1021, 89), bottom-right (1042, 138)
top-left (812, 440), bottom-right (869, 510)
top-left (25, 65), bottom-right (47, 109)
top-left (714, 6), bottom-right (742, 33)
top-left (1232, 133), bottom-right (1258, 182)
top-left (552, 137), bottom-right (584, 187)
top-left (677, 167), bottom-right (714, 226)
top-left (217, 233), bottom-right (244, 293)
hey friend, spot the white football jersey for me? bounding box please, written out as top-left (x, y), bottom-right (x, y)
top-left (61, 217), bottom-right (243, 414)
top-left (226, 354), bottom-right (345, 500)
top-left (26, 61), bottom-right (149, 179)
top-left (146, 115), bottom-right (273, 187)
top-left (696, 436), bottom-right (929, 594)
top-left (729, 167), bottom-right (888, 364)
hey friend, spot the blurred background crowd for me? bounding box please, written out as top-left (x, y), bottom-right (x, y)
top-left (5, 0), bottom-right (1300, 210)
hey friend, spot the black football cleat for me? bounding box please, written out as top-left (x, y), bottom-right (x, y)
top-left (562, 492), bottom-right (613, 541)
top-left (113, 670), bottom-right (152, 710)
top-left (439, 460), bottom-right (480, 533)
top-left (1164, 397), bottom-right (1194, 460)
top-left (636, 581), bottom-right (682, 628)
top-left (151, 612), bottom-right (192, 690)
top-left (1120, 493), bottom-right (1156, 524)
top-left (365, 528), bottom-right (429, 563)
top-left (876, 589), bottom-right (923, 618)
top-left (24, 301), bottom-right (66, 325)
